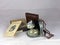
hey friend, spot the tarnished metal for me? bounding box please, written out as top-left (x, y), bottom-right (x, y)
top-left (39, 19), bottom-right (46, 36)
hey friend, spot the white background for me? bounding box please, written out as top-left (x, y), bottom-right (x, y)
top-left (0, 0), bottom-right (60, 45)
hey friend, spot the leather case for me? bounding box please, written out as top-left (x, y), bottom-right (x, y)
top-left (25, 13), bottom-right (40, 35)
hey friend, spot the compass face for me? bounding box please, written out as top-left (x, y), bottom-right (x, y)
top-left (9, 25), bottom-right (16, 32)
top-left (27, 29), bottom-right (39, 37)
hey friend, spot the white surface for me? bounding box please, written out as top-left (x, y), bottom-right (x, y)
top-left (0, 0), bottom-right (59, 9)
top-left (0, 8), bottom-right (60, 45)
top-left (0, 32), bottom-right (60, 45)
top-left (0, 0), bottom-right (60, 45)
